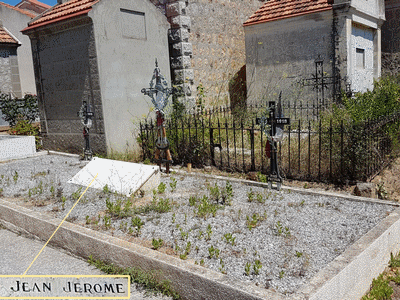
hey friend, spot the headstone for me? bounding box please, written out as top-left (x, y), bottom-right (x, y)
top-left (68, 157), bottom-right (160, 196)
top-left (0, 135), bottom-right (36, 161)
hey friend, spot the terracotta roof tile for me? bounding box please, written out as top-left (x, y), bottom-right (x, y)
top-left (244, 0), bottom-right (332, 26)
top-left (27, 0), bottom-right (99, 29)
top-left (0, 27), bottom-right (19, 44)
top-left (0, 1), bottom-right (37, 18)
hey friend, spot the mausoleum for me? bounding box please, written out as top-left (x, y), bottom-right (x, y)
top-left (244, 0), bottom-right (385, 105)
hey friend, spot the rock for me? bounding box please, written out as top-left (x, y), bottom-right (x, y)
top-left (353, 182), bottom-right (376, 198)
top-left (246, 171), bottom-right (258, 181)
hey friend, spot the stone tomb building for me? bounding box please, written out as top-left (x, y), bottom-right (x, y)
top-left (22, 0), bottom-right (170, 154)
top-left (244, 0), bottom-right (385, 105)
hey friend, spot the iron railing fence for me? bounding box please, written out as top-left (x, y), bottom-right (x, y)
top-left (139, 111), bottom-right (400, 183)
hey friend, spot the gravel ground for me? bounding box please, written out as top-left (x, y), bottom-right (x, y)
top-left (0, 154), bottom-right (396, 295)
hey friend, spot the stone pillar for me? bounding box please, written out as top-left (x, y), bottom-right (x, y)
top-left (166, 0), bottom-right (195, 111)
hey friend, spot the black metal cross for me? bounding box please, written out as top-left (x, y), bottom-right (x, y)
top-left (257, 97), bottom-right (290, 190)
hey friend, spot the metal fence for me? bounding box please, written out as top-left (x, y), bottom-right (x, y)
top-left (139, 110), bottom-right (400, 183)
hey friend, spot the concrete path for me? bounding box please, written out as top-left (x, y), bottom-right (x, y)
top-left (0, 228), bottom-right (170, 299)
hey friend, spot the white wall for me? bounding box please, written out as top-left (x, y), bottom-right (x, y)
top-left (89, 0), bottom-right (170, 152)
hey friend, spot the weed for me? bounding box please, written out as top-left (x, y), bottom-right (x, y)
top-left (362, 274), bottom-right (393, 300)
top-left (208, 183), bottom-right (220, 203)
top-left (87, 255), bottom-right (180, 299)
top-left (300, 200), bottom-right (305, 206)
top-left (200, 259), bottom-right (204, 266)
top-left (119, 221), bottom-right (128, 231)
top-left (103, 184), bottom-right (111, 194)
top-left (152, 238), bottom-right (163, 250)
top-left (253, 260), bottom-right (262, 275)
top-left (106, 198), bottom-right (124, 217)
top-left (219, 259), bottom-right (227, 274)
top-left (179, 228), bottom-right (188, 240)
top-left (275, 221), bottom-right (290, 237)
top-left (85, 215), bottom-right (91, 225)
top-left (208, 245), bottom-right (220, 258)
top-left (197, 231), bottom-right (203, 240)
top-left (131, 216), bottom-right (145, 236)
top-left (279, 270), bottom-right (285, 279)
top-left (376, 181), bottom-right (388, 200)
top-left (389, 252), bottom-right (400, 268)
top-left (189, 196), bottom-right (197, 206)
top-left (133, 197), bottom-right (173, 215)
top-left (247, 189), bottom-right (255, 202)
top-left (223, 233), bottom-right (236, 245)
top-left (13, 171), bottom-right (18, 183)
top-left (184, 213), bottom-right (187, 224)
top-left (296, 251), bottom-right (303, 258)
top-left (172, 213), bottom-right (176, 223)
top-left (170, 178), bottom-right (177, 192)
top-left (71, 187), bottom-right (82, 200)
top-left (158, 182), bottom-right (166, 194)
top-left (179, 253), bottom-right (187, 260)
top-left (50, 185), bottom-right (55, 197)
top-left (256, 193), bottom-right (264, 204)
top-left (246, 213), bottom-right (266, 230)
top-left (196, 196), bottom-right (221, 219)
top-left (206, 224), bottom-right (212, 241)
top-left (61, 196), bottom-right (66, 209)
top-left (103, 215), bottom-right (111, 229)
top-left (245, 262), bottom-right (251, 276)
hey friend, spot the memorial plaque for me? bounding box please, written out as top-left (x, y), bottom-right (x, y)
top-left (68, 157), bottom-right (160, 196)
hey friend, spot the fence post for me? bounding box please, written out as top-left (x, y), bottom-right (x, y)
top-left (210, 124), bottom-right (215, 166)
top-left (250, 120), bottom-right (255, 171)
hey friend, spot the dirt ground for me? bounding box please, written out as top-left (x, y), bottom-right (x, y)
top-left (186, 157), bottom-right (400, 203)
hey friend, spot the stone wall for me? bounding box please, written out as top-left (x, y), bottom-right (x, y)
top-left (0, 47), bottom-right (21, 98)
top-left (244, 11), bottom-right (335, 106)
top-left (381, 0), bottom-right (400, 76)
top-left (164, 0), bottom-right (264, 109)
top-left (28, 17), bottom-right (106, 154)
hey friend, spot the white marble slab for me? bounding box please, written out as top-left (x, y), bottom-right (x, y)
top-left (0, 135), bottom-right (36, 161)
top-left (68, 157), bottom-right (160, 196)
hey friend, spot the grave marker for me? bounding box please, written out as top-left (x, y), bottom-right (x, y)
top-left (68, 157), bottom-right (160, 196)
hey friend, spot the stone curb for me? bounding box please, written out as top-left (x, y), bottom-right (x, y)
top-left (0, 199), bottom-right (284, 300)
top-left (170, 168), bottom-right (400, 207)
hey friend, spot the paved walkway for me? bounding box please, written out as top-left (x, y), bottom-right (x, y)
top-left (0, 228), bottom-right (170, 299)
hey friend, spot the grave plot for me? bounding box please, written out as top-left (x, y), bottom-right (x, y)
top-left (0, 154), bottom-right (396, 295)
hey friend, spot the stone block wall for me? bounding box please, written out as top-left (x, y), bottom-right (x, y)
top-left (29, 17), bottom-right (106, 154)
top-left (381, 0), bottom-right (400, 75)
top-left (186, 0), bottom-right (263, 107)
top-left (0, 47), bottom-right (22, 98)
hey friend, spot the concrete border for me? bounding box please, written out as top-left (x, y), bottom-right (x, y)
top-left (0, 199), bottom-right (284, 300)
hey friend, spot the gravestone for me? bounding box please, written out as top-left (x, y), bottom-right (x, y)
top-left (0, 135), bottom-right (36, 161)
top-left (68, 157), bottom-right (160, 196)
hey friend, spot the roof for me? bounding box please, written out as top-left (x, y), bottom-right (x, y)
top-left (23, 0), bottom-right (99, 31)
top-left (0, 26), bottom-right (20, 45)
top-left (243, 0), bottom-right (333, 26)
top-left (0, 1), bottom-right (37, 18)
top-left (16, 0), bottom-right (51, 9)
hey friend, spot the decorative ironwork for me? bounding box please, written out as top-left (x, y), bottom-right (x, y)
top-left (78, 100), bottom-right (94, 160)
top-left (141, 59), bottom-right (175, 173)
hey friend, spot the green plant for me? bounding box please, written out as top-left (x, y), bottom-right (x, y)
top-left (179, 228), bottom-right (188, 240)
top-left (103, 215), bottom-right (111, 229)
top-left (389, 252), bottom-right (400, 268)
top-left (377, 182), bottom-right (388, 200)
top-left (208, 245), bottom-right (220, 258)
top-left (206, 224), bottom-right (212, 241)
top-left (256, 193), bottom-right (264, 204)
top-left (131, 216), bottom-right (144, 236)
top-left (0, 93), bottom-right (38, 127)
top-left (246, 213), bottom-right (266, 230)
top-left (296, 251), bottom-right (303, 258)
top-left (61, 196), bottom-right (66, 210)
top-left (87, 255), bottom-right (180, 299)
top-left (208, 183), bottom-right (220, 203)
top-left (253, 260), bottom-right (262, 275)
top-left (279, 270), bottom-right (285, 279)
top-left (71, 187), bottom-right (83, 200)
top-left (223, 233), bottom-right (236, 245)
top-left (189, 196), bottom-right (197, 206)
top-left (13, 171), bottom-right (18, 183)
top-left (103, 184), bottom-right (111, 194)
top-left (50, 185), bottom-right (55, 197)
top-left (275, 221), bottom-right (290, 237)
top-left (170, 177), bottom-right (177, 192)
top-left (158, 182), bottom-right (166, 194)
top-left (362, 274), bottom-right (393, 300)
top-left (195, 196), bottom-right (221, 219)
top-left (85, 215), bottom-right (91, 225)
top-left (247, 189), bottom-right (255, 202)
top-left (219, 259), bottom-right (227, 274)
top-left (172, 213), bottom-right (176, 223)
top-left (245, 262), bottom-right (251, 276)
top-left (200, 259), bottom-right (204, 266)
top-left (152, 238), bottom-right (164, 250)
